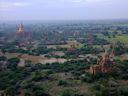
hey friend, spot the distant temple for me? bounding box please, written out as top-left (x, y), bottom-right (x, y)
top-left (90, 46), bottom-right (115, 75)
top-left (17, 24), bottom-right (25, 33)
top-left (16, 24), bottom-right (31, 45)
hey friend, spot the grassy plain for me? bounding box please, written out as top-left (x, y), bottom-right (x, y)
top-left (97, 34), bottom-right (128, 44)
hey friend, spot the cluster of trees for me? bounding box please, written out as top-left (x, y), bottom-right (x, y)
top-left (114, 42), bottom-right (128, 55)
top-left (1, 43), bottom-right (54, 56)
top-left (0, 56), bottom-right (20, 70)
top-left (0, 57), bottom-right (95, 95)
top-left (77, 35), bottom-right (109, 45)
top-left (0, 55), bottom-right (128, 96)
top-left (65, 45), bottom-right (103, 58)
top-left (91, 80), bottom-right (128, 96)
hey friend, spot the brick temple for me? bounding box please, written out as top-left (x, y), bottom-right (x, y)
top-left (90, 46), bottom-right (115, 75)
top-left (16, 24), bottom-right (31, 45)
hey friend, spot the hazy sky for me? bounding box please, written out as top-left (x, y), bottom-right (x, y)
top-left (0, 0), bottom-right (128, 20)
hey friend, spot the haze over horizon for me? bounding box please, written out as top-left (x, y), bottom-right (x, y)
top-left (0, 0), bottom-right (128, 21)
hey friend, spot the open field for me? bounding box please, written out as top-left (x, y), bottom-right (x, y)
top-left (47, 40), bottom-right (82, 49)
top-left (47, 44), bottom-right (70, 49)
top-left (97, 34), bottom-right (128, 44)
top-left (0, 52), bottom-right (67, 64)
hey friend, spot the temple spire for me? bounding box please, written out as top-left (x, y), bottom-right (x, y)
top-left (18, 24), bottom-right (25, 33)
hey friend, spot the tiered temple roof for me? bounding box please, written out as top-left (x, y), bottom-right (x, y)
top-left (17, 24), bottom-right (25, 34)
top-left (90, 46), bottom-right (115, 75)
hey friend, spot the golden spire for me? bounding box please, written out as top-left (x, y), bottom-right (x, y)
top-left (18, 24), bottom-right (25, 33)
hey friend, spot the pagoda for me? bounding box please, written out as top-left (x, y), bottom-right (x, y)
top-left (16, 24), bottom-right (30, 36)
top-left (17, 24), bottom-right (25, 33)
top-left (90, 46), bottom-right (115, 75)
top-left (16, 24), bottom-right (31, 45)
